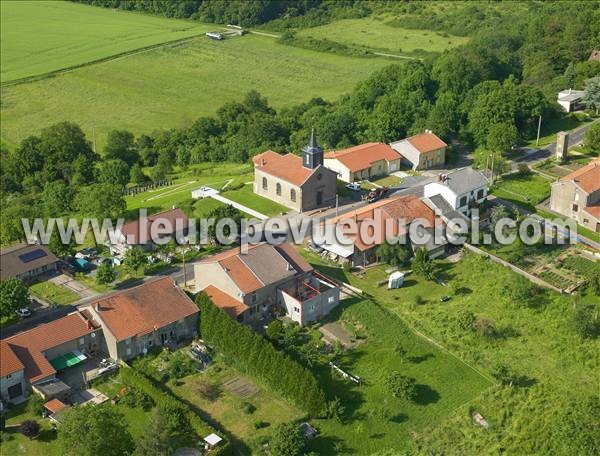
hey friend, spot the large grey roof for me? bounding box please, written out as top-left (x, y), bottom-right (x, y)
top-left (440, 167), bottom-right (488, 195)
top-left (0, 243), bottom-right (59, 280)
top-left (238, 243), bottom-right (296, 285)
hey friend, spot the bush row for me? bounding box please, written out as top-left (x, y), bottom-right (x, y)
top-left (197, 292), bottom-right (326, 416)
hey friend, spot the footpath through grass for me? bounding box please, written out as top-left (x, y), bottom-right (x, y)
top-left (1, 1), bottom-right (211, 83)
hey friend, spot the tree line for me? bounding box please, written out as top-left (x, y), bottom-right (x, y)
top-left (197, 291), bottom-right (326, 416)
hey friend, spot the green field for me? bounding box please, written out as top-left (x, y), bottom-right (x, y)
top-left (301, 249), bottom-right (599, 453)
top-left (0, 1), bottom-right (212, 83)
top-left (297, 17), bottom-right (469, 56)
top-left (1, 32), bottom-right (393, 149)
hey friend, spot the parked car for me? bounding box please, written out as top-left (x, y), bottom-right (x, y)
top-left (307, 240), bottom-right (324, 253)
top-left (366, 187), bottom-right (388, 203)
top-left (345, 182), bottom-right (361, 192)
top-left (439, 295), bottom-right (452, 302)
top-left (16, 308), bottom-right (32, 318)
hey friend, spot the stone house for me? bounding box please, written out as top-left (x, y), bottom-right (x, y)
top-left (323, 142), bottom-right (401, 183)
top-left (81, 277), bottom-right (199, 361)
top-left (550, 158), bottom-right (600, 232)
top-left (391, 131), bottom-right (447, 171)
top-left (195, 243), bottom-right (340, 327)
top-left (253, 130), bottom-right (337, 212)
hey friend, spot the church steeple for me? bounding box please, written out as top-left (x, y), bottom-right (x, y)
top-left (302, 128), bottom-right (323, 169)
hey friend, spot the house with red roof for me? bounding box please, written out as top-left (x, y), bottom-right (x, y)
top-left (324, 142), bottom-right (401, 183)
top-left (550, 158), bottom-right (600, 232)
top-left (81, 277), bottom-right (199, 361)
top-left (194, 243), bottom-right (339, 327)
top-left (1, 311), bottom-right (101, 404)
top-left (320, 195), bottom-right (446, 266)
top-left (391, 130), bottom-right (447, 171)
top-left (253, 129), bottom-right (337, 212)
top-left (109, 207), bottom-right (190, 255)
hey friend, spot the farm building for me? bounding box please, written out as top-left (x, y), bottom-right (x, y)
top-left (323, 142), bottom-right (401, 183)
top-left (391, 131), bottom-right (447, 171)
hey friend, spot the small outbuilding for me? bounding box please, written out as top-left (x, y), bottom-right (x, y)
top-left (203, 433), bottom-right (223, 450)
top-left (388, 271), bottom-right (404, 289)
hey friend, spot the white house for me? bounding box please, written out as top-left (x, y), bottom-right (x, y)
top-left (557, 89), bottom-right (585, 112)
top-left (423, 167), bottom-right (489, 217)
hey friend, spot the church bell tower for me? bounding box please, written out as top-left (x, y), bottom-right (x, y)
top-left (302, 128), bottom-right (323, 169)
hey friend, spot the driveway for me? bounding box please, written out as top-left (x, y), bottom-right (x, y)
top-left (49, 274), bottom-right (98, 299)
top-left (193, 186), bottom-right (269, 220)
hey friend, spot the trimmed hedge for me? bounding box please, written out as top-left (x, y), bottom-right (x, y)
top-left (197, 292), bottom-right (326, 416)
top-left (120, 366), bottom-right (231, 455)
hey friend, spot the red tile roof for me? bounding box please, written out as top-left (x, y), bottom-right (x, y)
top-left (560, 158), bottom-right (600, 194)
top-left (202, 285), bottom-right (249, 318)
top-left (252, 150), bottom-right (281, 166)
top-left (326, 195), bottom-right (439, 251)
top-left (325, 142), bottom-right (401, 173)
top-left (198, 243), bottom-right (313, 292)
top-left (2, 312), bottom-right (98, 383)
top-left (254, 152), bottom-right (315, 186)
top-left (583, 205), bottom-right (600, 219)
top-left (89, 277), bottom-right (198, 342)
top-left (44, 398), bottom-right (68, 414)
top-left (120, 208), bottom-right (189, 245)
top-left (407, 132), bottom-right (447, 154)
top-left (0, 340), bottom-right (24, 376)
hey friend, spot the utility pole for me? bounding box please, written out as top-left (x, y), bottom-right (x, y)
top-left (490, 153), bottom-right (495, 184)
top-left (536, 115), bottom-right (542, 147)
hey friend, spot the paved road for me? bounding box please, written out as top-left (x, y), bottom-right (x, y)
top-left (511, 121), bottom-right (595, 169)
top-left (1, 305), bottom-right (77, 338)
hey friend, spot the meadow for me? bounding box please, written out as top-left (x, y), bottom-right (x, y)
top-left (302, 250), bottom-right (599, 453)
top-left (297, 17), bottom-right (469, 57)
top-left (0, 1), bottom-right (211, 83)
top-left (1, 33), bottom-right (393, 149)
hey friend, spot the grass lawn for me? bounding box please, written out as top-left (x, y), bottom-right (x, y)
top-left (29, 280), bottom-right (79, 305)
top-left (124, 163), bottom-right (252, 216)
top-left (492, 172), bottom-right (551, 206)
top-left (0, 1), bottom-right (211, 82)
top-left (297, 251), bottom-right (492, 453)
top-left (221, 183), bottom-right (290, 216)
top-left (369, 174), bottom-right (403, 187)
top-left (170, 360), bottom-right (304, 453)
top-left (1, 401), bottom-right (61, 456)
top-left (297, 17), bottom-right (468, 56)
top-left (1, 33), bottom-right (393, 149)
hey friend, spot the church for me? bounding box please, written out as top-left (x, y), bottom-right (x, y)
top-left (253, 130), bottom-right (338, 213)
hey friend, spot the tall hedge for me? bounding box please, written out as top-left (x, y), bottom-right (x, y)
top-left (197, 292), bottom-right (326, 416)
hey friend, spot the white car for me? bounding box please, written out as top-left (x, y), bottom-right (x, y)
top-left (345, 182), bottom-right (361, 191)
top-left (16, 308), bottom-right (32, 318)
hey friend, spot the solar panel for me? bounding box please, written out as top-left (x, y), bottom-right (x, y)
top-left (18, 249), bottom-right (47, 263)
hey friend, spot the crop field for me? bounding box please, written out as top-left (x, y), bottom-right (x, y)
top-left (297, 17), bottom-right (469, 56)
top-left (0, 1), bottom-right (211, 83)
top-left (1, 32), bottom-right (393, 149)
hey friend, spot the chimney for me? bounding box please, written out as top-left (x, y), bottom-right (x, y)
top-left (172, 205), bottom-right (176, 210)
top-left (262, 159), bottom-right (266, 166)
top-left (95, 302), bottom-right (101, 312)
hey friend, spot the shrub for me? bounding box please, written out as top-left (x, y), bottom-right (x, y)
top-left (27, 394), bottom-right (45, 417)
top-left (120, 387), bottom-right (154, 411)
top-left (197, 292), bottom-right (326, 416)
top-left (253, 420), bottom-right (269, 429)
top-left (473, 315), bottom-right (497, 338)
top-left (19, 420), bottom-right (40, 439)
top-left (324, 397), bottom-right (345, 422)
top-left (384, 372), bottom-right (417, 401)
top-left (167, 351), bottom-right (197, 379)
top-left (573, 304), bottom-right (599, 339)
